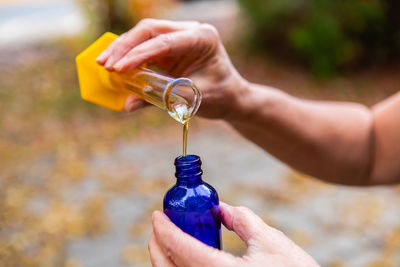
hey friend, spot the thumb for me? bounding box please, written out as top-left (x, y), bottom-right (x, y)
top-left (152, 211), bottom-right (238, 267)
top-left (220, 202), bottom-right (272, 245)
top-left (124, 95), bottom-right (148, 112)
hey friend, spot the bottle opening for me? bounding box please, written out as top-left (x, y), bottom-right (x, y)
top-left (175, 154), bottom-right (200, 164)
top-left (175, 154), bottom-right (202, 179)
top-left (164, 78), bottom-right (202, 124)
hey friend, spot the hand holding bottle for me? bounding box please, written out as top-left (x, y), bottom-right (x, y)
top-left (96, 19), bottom-right (247, 120)
top-left (149, 202), bottom-right (319, 267)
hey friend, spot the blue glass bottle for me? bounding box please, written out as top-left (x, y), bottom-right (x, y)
top-left (163, 155), bottom-right (222, 249)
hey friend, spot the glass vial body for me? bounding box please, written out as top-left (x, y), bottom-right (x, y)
top-left (163, 155), bottom-right (222, 249)
top-left (104, 67), bottom-right (201, 124)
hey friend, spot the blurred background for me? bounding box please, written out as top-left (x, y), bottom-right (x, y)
top-left (1, 0), bottom-right (400, 266)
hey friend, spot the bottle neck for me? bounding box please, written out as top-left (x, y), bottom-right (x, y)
top-left (175, 155), bottom-right (203, 185)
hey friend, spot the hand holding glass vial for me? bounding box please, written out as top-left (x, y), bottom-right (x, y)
top-left (76, 32), bottom-right (202, 125)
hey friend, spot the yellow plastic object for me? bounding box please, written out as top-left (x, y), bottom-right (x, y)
top-left (76, 32), bottom-right (128, 111)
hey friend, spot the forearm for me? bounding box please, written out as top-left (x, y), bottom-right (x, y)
top-left (227, 81), bottom-right (374, 185)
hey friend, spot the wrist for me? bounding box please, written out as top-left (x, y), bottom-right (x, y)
top-left (225, 81), bottom-right (293, 128)
top-left (223, 76), bottom-right (255, 124)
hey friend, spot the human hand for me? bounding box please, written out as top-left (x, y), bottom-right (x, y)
top-left (96, 19), bottom-right (248, 120)
top-left (149, 202), bottom-right (320, 267)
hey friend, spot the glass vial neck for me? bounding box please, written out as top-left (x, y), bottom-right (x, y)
top-left (174, 155), bottom-right (203, 185)
top-left (164, 78), bottom-right (202, 124)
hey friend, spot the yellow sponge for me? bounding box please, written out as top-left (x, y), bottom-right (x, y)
top-left (76, 32), bottom-right (129, 111)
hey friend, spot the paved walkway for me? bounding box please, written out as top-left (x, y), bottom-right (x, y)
top-left (0, 0), bottom-right (85, 47)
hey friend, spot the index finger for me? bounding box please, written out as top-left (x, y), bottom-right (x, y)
top-left (111, 23), bottom-right (219, 72)
top-left (112, 30), bottom-right (198, 72)
top-left (96, 19), bottom-right (200, 68)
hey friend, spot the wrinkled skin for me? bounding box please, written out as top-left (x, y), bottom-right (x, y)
top-left (97, 18), bottom-right (246, 120)
top-left (148, 202), bottom-right (319, 267)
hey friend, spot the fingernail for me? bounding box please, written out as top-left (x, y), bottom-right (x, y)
top-left (152, 211), bottom-right (167, 224)
top-left (127, 100), bottom-right (144, 112)
top-left (105, 56), bottom-right (114, 70)
top-left (151, 211), bottom-right (158, 223)
top-left (127, 101), bottom-right (135, 112)
top-left (158, 211), bottom-right (169, 221)
top-left (114, 56), bottom-right (128, 71)
top-left (96, 51), bottom-right (107, 63)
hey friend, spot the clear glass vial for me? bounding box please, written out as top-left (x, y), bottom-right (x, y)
top-left (103, 67), bottom-right (202, 124)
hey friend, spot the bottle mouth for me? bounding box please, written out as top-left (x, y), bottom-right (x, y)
top-left (164, 78), bottom-right (202, 123)
top-left (175, 154), bottom-right (200, 165)
top-left (175, 155), bottom-right (202, 178)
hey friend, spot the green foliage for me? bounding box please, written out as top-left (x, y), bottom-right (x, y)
top-left (239, 0), bottom-right (398, 76)
top-left (77, 0), bottom-right (135, 37)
